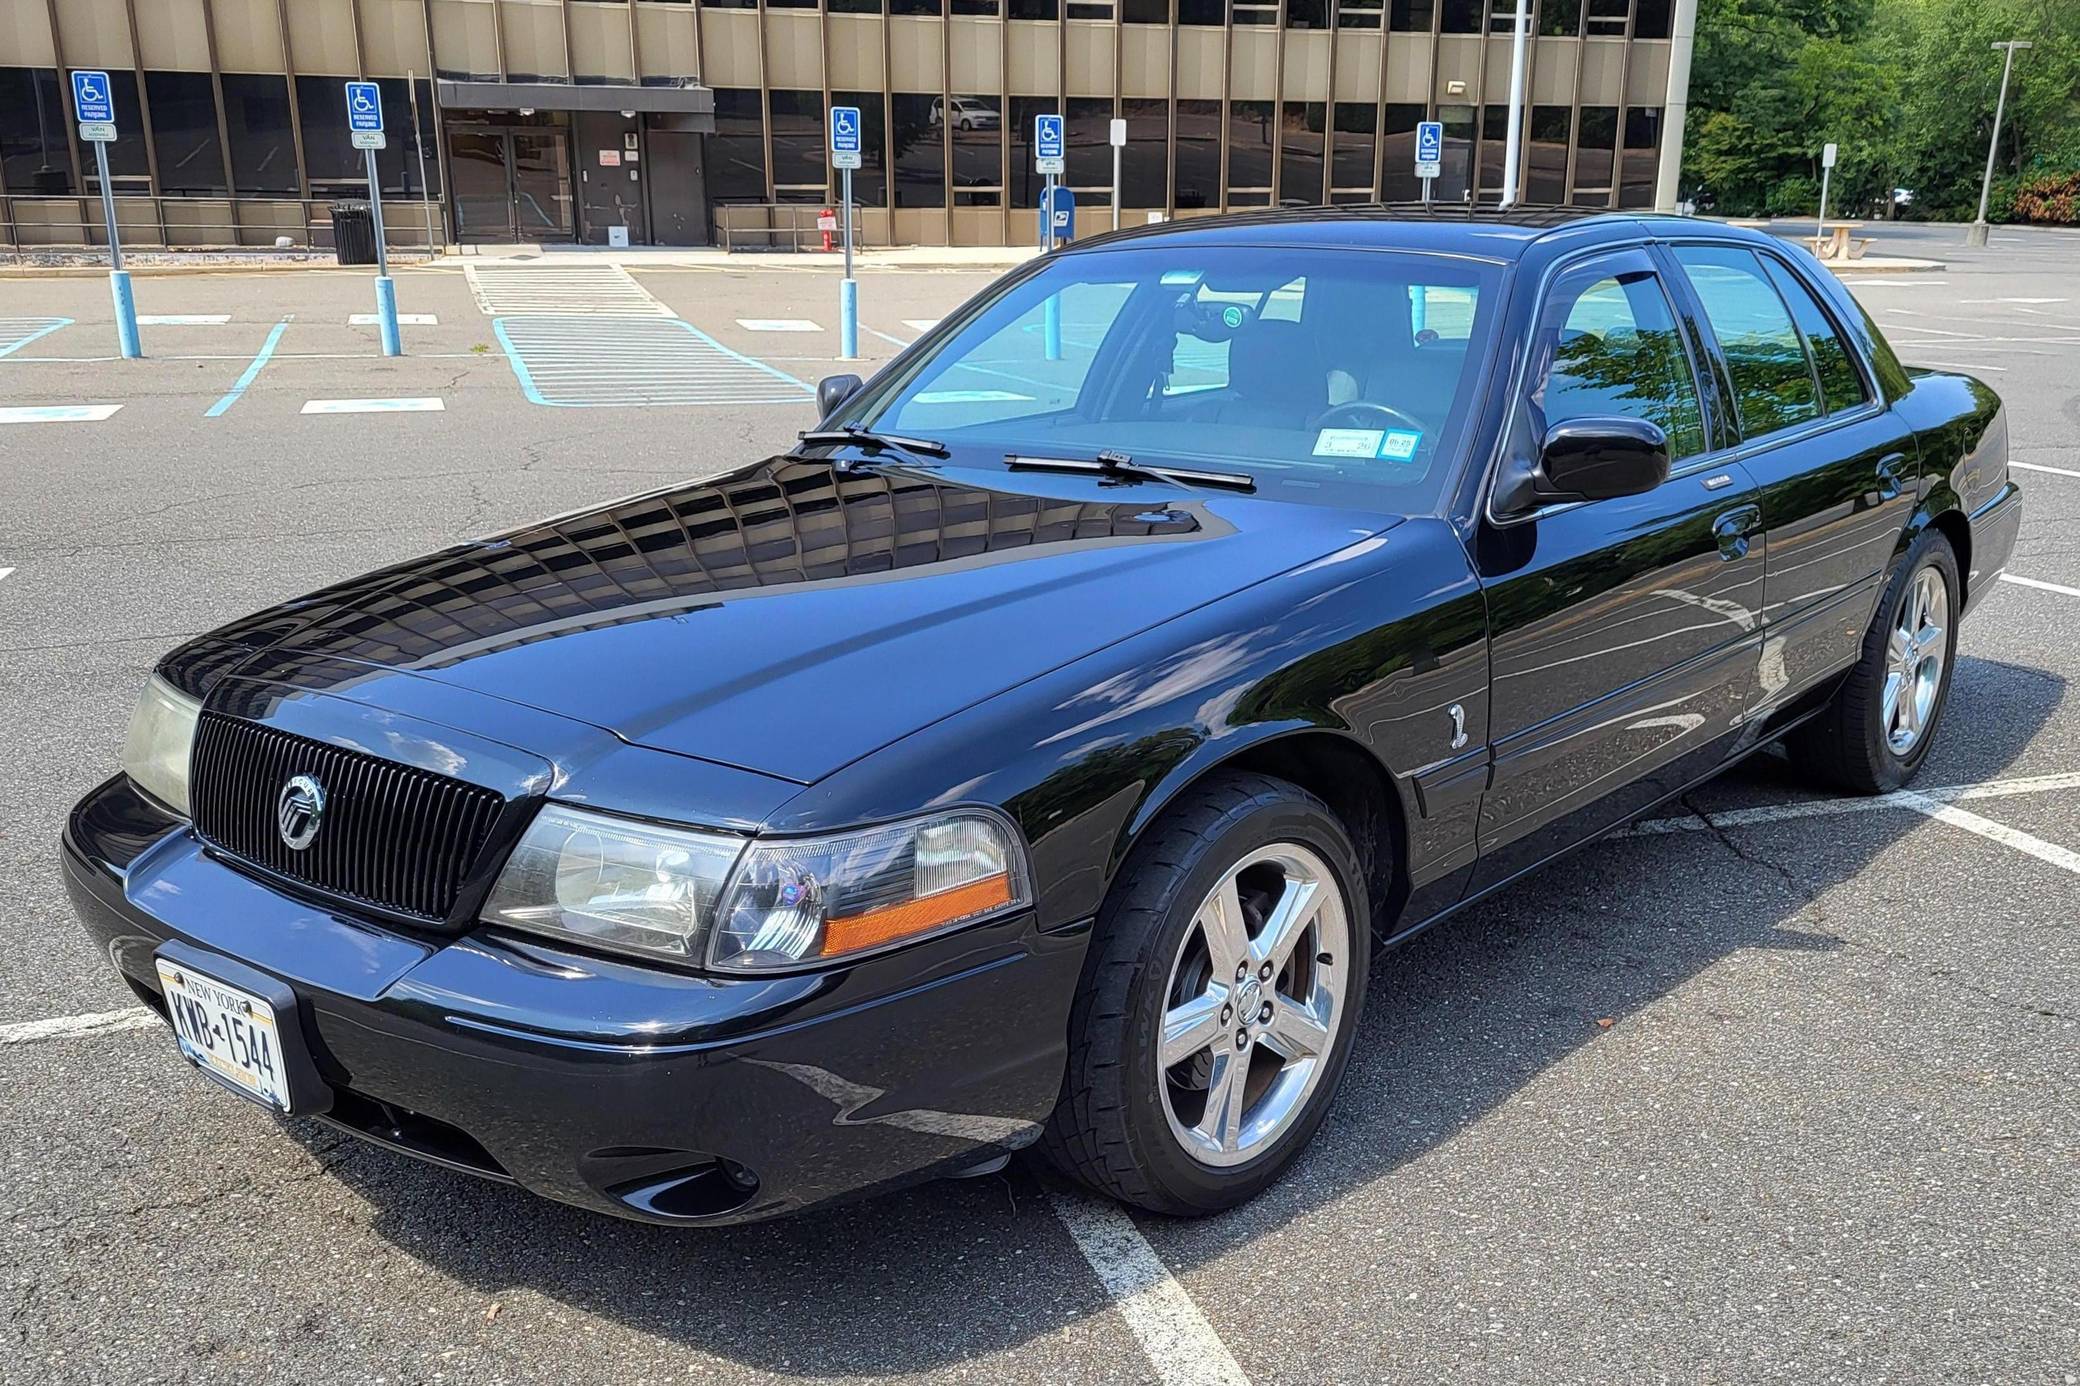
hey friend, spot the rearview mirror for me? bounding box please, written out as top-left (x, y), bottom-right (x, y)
top-left (1535, 417), bottom-right (1670, 504)
top-left (817, 374), bottom-right (864, 419)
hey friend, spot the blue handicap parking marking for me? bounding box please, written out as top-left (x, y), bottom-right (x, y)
top-left (0, 318), bottom-right (74, 358)
top-left (494, 316), bottom-right (812, 408)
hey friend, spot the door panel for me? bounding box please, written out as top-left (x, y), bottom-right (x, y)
top-left (510, 132), bottom-right (574, 239)
top-left (449, 132), bottom-right (512, 242)
top-left (1667, 244), bottom-right (1919, 717)
top-left (1473, 251), bottom-right (1765, 889)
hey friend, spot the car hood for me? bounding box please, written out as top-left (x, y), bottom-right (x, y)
top-left (183, 458), bottom-right (1401, 784)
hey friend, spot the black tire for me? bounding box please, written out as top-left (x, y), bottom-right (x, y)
top-left (1041, 772), bottom-right (1372, 1216)
top-left (1786, 529), bottom-right (1961, 794)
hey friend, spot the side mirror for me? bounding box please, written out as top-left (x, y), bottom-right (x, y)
top-left (1535, 416), bottom-right (1670, 504)
top-left (817, 373), bottom-right (864, 419)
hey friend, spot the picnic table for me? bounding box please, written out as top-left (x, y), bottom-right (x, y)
top-left (1811, 220), bottom-right (1868, 261)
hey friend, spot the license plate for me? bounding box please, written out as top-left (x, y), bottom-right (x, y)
top-left (154, 959), bottom-right (293, 1111)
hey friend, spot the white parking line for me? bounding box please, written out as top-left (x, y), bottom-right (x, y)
top-left (2001, 573), bottom-right (2080, 599)
top-left (0, 404), bottom-right (123, 423)
top-left (136, 314), bottom-right (231, 326)
top-left (351, 312), bottom-right (438, 326)
top-left (1049, 1189), bottom-right (1251, 1386)
top-left (1631, 770), bottom-right (2080, 835)
top-left (737, 318), bottom-right (822, 332)
top-left (0, 1008), bottom-right (156, 1046)
top-left (902, 318), bottom-right (942, 332)
top-left (301, 397), bottom-right (446, 414)
top-left (1893, 793), bottom-right (2080, 875)
top-left (2013, 461), bottom-right (2080, 480)
top-left (0, 567), bottom-right (13, 583)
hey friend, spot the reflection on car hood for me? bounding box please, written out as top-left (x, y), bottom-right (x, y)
top-left (177, 458), bottom-right (1399, 783)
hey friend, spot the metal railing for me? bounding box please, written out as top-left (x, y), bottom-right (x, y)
top-left (715, 203), bottom-right (867, 253)
top-left (0, 195), bottom-right (446, 256)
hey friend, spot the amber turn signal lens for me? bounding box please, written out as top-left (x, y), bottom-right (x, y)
top-left (819, 872), bottom-right (1014, 958)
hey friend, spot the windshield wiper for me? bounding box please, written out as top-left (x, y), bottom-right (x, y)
top-left (796, 425), bottom-right (950, 468)
top-left (1005, 449), bottom-right (1256, 493)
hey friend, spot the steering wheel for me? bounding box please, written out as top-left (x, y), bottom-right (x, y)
top-left (1308, 401), bottom-right (1430, 437)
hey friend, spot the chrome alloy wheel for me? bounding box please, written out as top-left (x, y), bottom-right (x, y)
top-left (1883, 564), bottom-right (1949, 756)
top-left (1158, 843), bottom-right (1351, 1168)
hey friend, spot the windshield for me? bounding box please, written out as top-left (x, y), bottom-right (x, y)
top-left (847, 244), bottom-right (1502, 512)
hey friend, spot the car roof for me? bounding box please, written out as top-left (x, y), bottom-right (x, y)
top-left (1058, 204), bottom-right (1735, 262)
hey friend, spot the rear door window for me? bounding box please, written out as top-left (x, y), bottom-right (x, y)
top-left (1759, 256), bottom-right (1869, 414)
top-left (1673, 245), bottom-right (1823, 438)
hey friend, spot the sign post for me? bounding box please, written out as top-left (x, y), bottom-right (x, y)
top-left (346, 81), bottom-right (401, 357)
top-left (1415, 120), bottom-right (1443, 206)
top-left (830, 104), bottom-right (862, 361)
top-left (1817, 140), bottom-right (1837, 260)
top-left (72, 70), bottom-right (139, 360)
top-left (1035, 114), bottom-right (1066, 361)
top-left (1108, 117), bottom-right (1126, 231)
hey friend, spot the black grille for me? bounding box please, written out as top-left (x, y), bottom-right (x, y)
top-left (190, 714), bottom-right (506, 922)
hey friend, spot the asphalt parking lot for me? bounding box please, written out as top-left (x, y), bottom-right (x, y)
top-left (3, 225), bottom-right (2077, 1385)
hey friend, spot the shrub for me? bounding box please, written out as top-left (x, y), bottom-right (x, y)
top-left (2010, 170), bottom-right (2080, 225)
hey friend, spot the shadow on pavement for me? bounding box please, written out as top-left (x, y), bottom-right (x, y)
top-left (294, 652), bottom-right (2062, 1377)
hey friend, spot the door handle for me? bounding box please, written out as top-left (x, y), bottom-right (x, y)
top-left (1875, 452), bottom-right (1907, 502)
top-left (1712, 505), bottom-right (1761, 561)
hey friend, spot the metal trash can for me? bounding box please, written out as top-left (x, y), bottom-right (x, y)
top-left (331, 201), bottom-right (377, 266)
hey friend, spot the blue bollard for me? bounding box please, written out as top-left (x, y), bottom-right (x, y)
top-left (374, 276), bottom-right (402, 357)
top-left (111, 270), bottom-right (141, 359)
top-left (1044, 294), bottom-right (1062, 363)
top-left (840, 277), bottom-right (858, 360)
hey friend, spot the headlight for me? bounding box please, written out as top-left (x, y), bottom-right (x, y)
top-left (707, 810), bottom-right (1031, 973)
top-left (120, 673), bottom-right (201, 817)
top-left (481, 805), bottom-right (744, 962)
top-left (480, 805), bottom-right (1030, 973)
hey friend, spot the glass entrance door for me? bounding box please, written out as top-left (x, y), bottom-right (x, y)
top-left (447, 128), bottom-right (575, 242)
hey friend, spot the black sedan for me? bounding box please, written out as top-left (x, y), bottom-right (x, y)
top-left (65, 208), bottom-right (2020, 1225)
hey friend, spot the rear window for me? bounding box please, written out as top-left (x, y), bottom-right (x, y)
top-left (856, 244), bottom-right (1503, 514)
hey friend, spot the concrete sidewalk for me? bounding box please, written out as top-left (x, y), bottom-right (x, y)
top-left (451, 242), bottom-right (1042, 272)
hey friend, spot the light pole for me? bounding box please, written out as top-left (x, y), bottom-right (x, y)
top-left (1968, 40), bottom-right (2033, 248)
top-left (1499, 0), bottom-right (1530, 206)
top-left (1653, 0), bottom-right (1699, 211)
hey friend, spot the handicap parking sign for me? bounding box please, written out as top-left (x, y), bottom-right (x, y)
top-left (1035, 114), bottom-right (1065, 175)
top-left (1415, 120), bottom-right (1444, 179)
top-left (345, 81), bottom-right (385, 150)
top-left (72, 70), bottom-right (114, 123)
top-left (830, 105), bottom-right (862, 170)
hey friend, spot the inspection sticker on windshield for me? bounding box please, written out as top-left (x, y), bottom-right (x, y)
top-left (1313, 428), bottom-right (1385, 459)
top-left (1379, 429), bottom-right (1422, 461)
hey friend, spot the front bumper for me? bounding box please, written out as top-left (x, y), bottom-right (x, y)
top-left (63, 775), bottom-right (1086, 1225)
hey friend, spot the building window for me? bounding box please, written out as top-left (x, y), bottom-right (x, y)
top-left (1433, 103), bottom-right (1474, 202)
top-left (145, 72), bottom-right (227, 197)
top-left (1286, 0), bottom-right (1329, 27)
top-left (1278, 102), bottom-right (1324, 206)
top-left (1439, 0), bottom-right (1480, 31)
top-left (707, 88), bottom-right (768, 203)
top-left (892, 0), bottom-right (942, 14)
top-left (1525, 104), bottom-right (1569, 203)
top-left (769, 0), bottom-right (819, 9)
top-left (1174, 100), bottom-right (1219, 209)
top-left (1008, 0), bottom-right (1058, 15)
top-left (1634, 0), bottom-right (1671, 36)
top-left (1477, 103), bottom-right (1510, 202)
top-left (769, 90), bottom-right (827, 201)
top-left (1066, 98), bottom-right (1113, 190)
top-left (946, 94), bottom-right (1002, 206)
top-left (1066, 0), bottom-right (1114, 16)
top-left (1380, 103), bottom-right (1424, 200)
top-left (1177, 0), bottom-right (1222, 20)
top-left (700, 0), bottom-right (757, 8)
top-left (1538, 0), bottom-right (1579, 35)
top-left (1123, 0), bottom-right (1170, 21)
top-left (1119, 99), bottom-right (1165, 208)
top-left (829, 0), bottom-right (883, 11)
top-left (1573, 105), bottom-right (1615, 203)
top-left (1330, 102), bottom-right (1376, 200)
top-left (951, 0), bottom-right (1000, 13)
top-left (0, 67), bottom-right (75, 195)
top-left (1009, 96), bottom-right (1053, 208)
top-left (219, 74), bottom-right (297, 197)
top-left (1227, 100), bottom-right (1274, 205)
top-left (1585, 0), bottom-right (1626, 33)
top-left (1390, 0), bottom-right (1435, 30)
top-left (1620, 106), bottom-right (1661, 207)
top-left (832, 91), bottom-right (888, 206)
top-left (1233, 0), bottom-right (1278, 25)
top-left (78, 71), bottom-right (150, 185)
top-left (1339, 0), bottom-right (1383, 28)
top-left (890, 93), bottom-right (945, 208)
